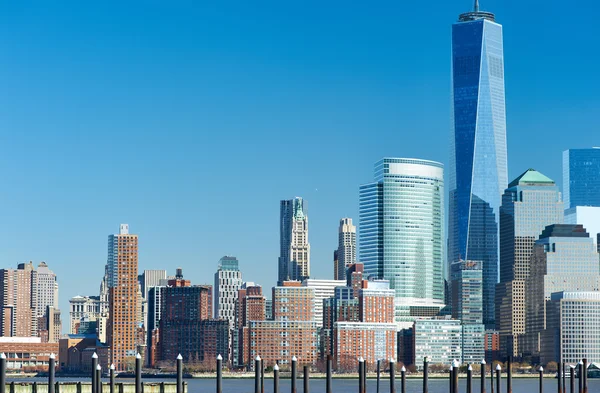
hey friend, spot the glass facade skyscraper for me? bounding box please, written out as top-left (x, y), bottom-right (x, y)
top-left (563, 148), bottom-right (600, 209)
top-left (359, 158), bottom-right (445, 325)
top-left (449, 3), bottom-right (508, 328)
top-left (496, 169), bottom-right (563, 357)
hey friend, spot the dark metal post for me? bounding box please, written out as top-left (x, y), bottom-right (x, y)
top-left (467, 365), bottom-right (472, 393)
top-left (400, 366), bottom-right (406, 393)
top-left (453, 360), bottom-right (459, 393)
top-left (303, 365), bottom-right (310, 393)
top-left (49, 353), bottom-right (56, 393)
top-left (358, 358), bottom-right (364, 393)
top-left (570, 365), bottom-right (575, 393)
top-left (582, 359), bottom-right (588, 393)
top-left (491, 363), bottom-right (494, 393)
top-left (255, 356), bottom-right (261, 393)
top-left (563, 363), bottom-right (567, 393)
top-left (450, 365), bottom-right (454, 393)
top-left (578, 362), bottom-right (583, 393)
top-left (558, 362), bottom-right (563, 393)
top-left (110, 364), bottom-right (115, 393)
top-left (96, 364), bottom-right (102, 393)
top-left (539, 367), bottom-right (543, 393)
top-left (176, 354), bottom-right (183, 393)
top-left (291, 356), bottom-right (297, 393)
top-left (273, 364), bottom-right (280, 393)
top-left (507, 356), bottom-right (512, 393)
top-left (377, 359), bottom-right (381, 393)
top-left (216, 354), bottom-right (222, 393)
top-left (135, 353), bottom-right (142, 393)
top-left (390, 358), bottom-right (396, 393)
top-left (326, 355), bottom-right (332, 393)
top-left (261, 359), bottom-right (265, 393)
top-left (495, 365), bottom-right (501, 393)
top-left (0, 353), bottom-right (6, 393)
top-left (423, 357), bottom-right (429, 393)
top-left (481, 360), bottom-right (487, 393)
top-left (92, 353), bottom-right (98, 393)
top-left (362, 358), bottom-right (367, 393)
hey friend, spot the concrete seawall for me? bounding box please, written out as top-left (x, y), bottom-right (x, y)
top-left (3, 382), bottom-right (186, 393)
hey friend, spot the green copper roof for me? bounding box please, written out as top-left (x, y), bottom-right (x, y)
top-left (508, 168), bottom-right (555, 188)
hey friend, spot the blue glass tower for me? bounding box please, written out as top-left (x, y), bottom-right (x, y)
top-left (448, 1), bottom-right (508, 329)
top-left (563, 148), bottom-right (600, 209)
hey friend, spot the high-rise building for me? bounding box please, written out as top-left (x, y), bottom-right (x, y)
top-left (32, 262), bottom-right (59, 336)
top-left (106, 224), bottom-right (139, 371)
top-left (302, 279), bottom-right (345, 327)
top-left (333, 322), bottom-right (397, 371)
top-left (278, 198), bottom-right (310, 284)
top-left (273, 282), bottom-right (315, 322)
top-left (322, 287), bottom-right (359, 357)
top-left (563, 148), bottom-right (600, 209)
top-left (546, 292), bottom-right (600, 364)
top-left (158, 271), bottom-right (217, 363)
top-left (0, 263), bottom-right (34, 337)
top-left (248, 281), bottom-right (317, 367)
top-left (451, 260), bottom-right (484, 363)
top-left (358, 283), bottom-right (395, 324)
top-left (412, 318), bottom-right (463, 367)
top-left (69, 296), bottom-right (102, 335)
top-left (523, 224), bottom-right (600, 358)
top-left (214, 256), bottom-right (242, 329)
top-left (496, 169), bottom-right (563, 357)
top-left (146, 286), bottom-right (165, 366)
top-left (336, 218), bottom-right (356, 281)
top-left (359, 158), bottom-right (445, 324)
top-left (449, 2), bottom-right (508, 329)
top-left (235, 284), bottom-right (266, 368)
top-left (139, 270), bottom-right (167, 300)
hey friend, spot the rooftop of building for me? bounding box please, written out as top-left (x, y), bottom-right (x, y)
top-left (458, 0), bottom-right (495, 22)
top-left (508, 168), bottom-right (555, 188)
top-left (539, 224), bottom-right (589, 239)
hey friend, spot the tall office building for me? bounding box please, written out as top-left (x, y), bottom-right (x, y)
top-left (0, 263), bottom-right (34, 337)
top-left (235, 284), bottom-right (266, 368)
top-left (336, 218), bottom-right (356, 281)
top-left (495, 169), bottom-right (563, 357)
top-left (278, 198), bottom-right (310, 284)
top-left (214, 256), bottom-right (242, 329)
top-left (523, 224), bottom-right (600, 358)
top-left (106, 224), bottom-right (139, 371)
top-left (563, 148), bottom-right (600, 209)
top-left (451, 260), bottom-right (485, 363)
top-left (32, 262), bottom-right (59, 336)
top-left (449, 1), bottom-right (508, 328)
top-left (359, 158), bottom-right (445, 324)
top-left (139, 270), bottom-right (167, 300)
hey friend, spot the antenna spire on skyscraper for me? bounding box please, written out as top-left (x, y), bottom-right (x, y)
top-left (474, 0), bottom-right (479, 12)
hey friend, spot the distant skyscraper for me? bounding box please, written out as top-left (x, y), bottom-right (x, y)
top-left (336, 218), bottom-right (356, 281)
top-left (565, 206), bottom-right (600, 242)
top-left (496, 169), bottom-right (563, 357)
top-left (359, 158), bottom-right (445, 324)
top-left (32, 262), bottom-right (59, 334)
top-left (106, 224), bottom-right (139, 371)
top-left (333, 250), bottom-right (339, 280)
top-left (451, 260), bottom-right (485, 363)
top-left (523, 224), bottom-right (600, 358)
top-left (449, 2), bottom-right (508, 329)
top-left (278, 198), bottom-right (310, 284)
top-left (139, 270), bottom-right (167, 300)
top-left (214, 256), bottom-right (242, 329)
top-left (0, 263), bottom-right (34, 337)
top-left (563, 148), bottom-right (600, 209)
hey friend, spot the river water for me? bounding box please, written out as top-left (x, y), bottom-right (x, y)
top-left (8, 377), bottom-right (599, 393)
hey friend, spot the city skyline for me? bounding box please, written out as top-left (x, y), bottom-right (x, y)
top-left (1, 0), bottom-right (599, 323)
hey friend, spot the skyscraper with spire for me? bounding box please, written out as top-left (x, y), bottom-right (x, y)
top-left (278, 197), bottom-right (310, 284)
top-left (448, 0), bottom-right (508, 329)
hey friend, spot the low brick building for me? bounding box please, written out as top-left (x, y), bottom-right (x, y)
top-left (0, 337), bottom-right (59, 372)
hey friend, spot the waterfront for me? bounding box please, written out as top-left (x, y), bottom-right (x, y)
top-left (5, 377), bottom-right (599, 393)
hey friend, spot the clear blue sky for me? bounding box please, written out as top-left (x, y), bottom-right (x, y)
top-left (1, 0), bottom-right (598, 316)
